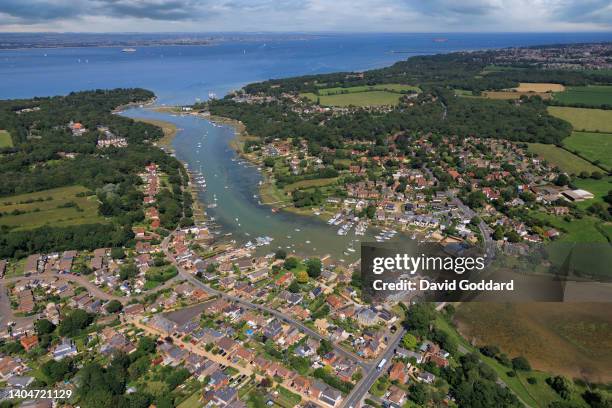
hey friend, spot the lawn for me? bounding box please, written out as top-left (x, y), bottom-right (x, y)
top-left (527, 143), bottom-right (600, 175)
top-left (0, 130), bottom-right (12, 147)
top-left (562, 131), bottom-right (612, 171)
top-left (548, 106), bottom-right (612, 133)
top-left (177, 390), bottom-right (203, 408)
top-left (0, 185), bottom-right (106, 231)
top-left (513, 83), bottom-right (565, 92)
top-left (554, 85), bottom-right (612, 107)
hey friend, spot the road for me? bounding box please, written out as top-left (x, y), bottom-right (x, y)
top-left (449, 196), bottom-right (495, 261)
top-left (341, 327), bottom-right (406, 408)
top-left (161, 235), bottom-right (372, 369)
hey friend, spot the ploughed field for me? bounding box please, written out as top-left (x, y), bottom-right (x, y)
top-left (455, 302), bottom-right (612, 382)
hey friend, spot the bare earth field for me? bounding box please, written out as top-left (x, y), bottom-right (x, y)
top-left (514, 82), bottom-right (565, 92)
top-left (455, 302), bottom-right (612, 382)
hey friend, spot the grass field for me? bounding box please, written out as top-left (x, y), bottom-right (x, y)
top-left (532, 211), bottom-right (608, 243)
top-left (316, 84), bottom-right (420, 95)
top-left (527, 143), bottom-right (601, 174)
top-left (572, 176), bottom-right (612, 209)
top-left (562, 131), bottom-right (612, 171)
top-left (455, 302), bottom-right (612, 383)
top-left (0, 130), bottom-right (12, 147)
top-left (554, 85), bottom-right (612, 107)
top-left (301, 83), bottom-right (419, 107)
top-left (302, 90), bottom-right (403, 107)
top-left (0, 185), bottom-right (106, 231)
top-left (514, 83), bottom-right (565, 92)
top-left (483, 91), bottom-right (552, 100)
top-left (282, 177), bottom-right (338, 193)
top-left (548, 106), bottom-right (612, 133)
top-left (176, 390), bottom-right (203, 408)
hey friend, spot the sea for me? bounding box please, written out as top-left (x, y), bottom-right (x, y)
top-left (2, 32), bottom-right (612, 259)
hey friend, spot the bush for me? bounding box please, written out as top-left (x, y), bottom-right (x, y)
top-left (511, 356), bottom-right (531, 371)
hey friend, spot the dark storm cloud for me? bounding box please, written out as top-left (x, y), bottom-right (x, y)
top-left (404, 0), bottom-right (498, 17)
top-left (0, 0), bottom-right (85, 22)
top-left (99, 0), bottom-right (205, 21)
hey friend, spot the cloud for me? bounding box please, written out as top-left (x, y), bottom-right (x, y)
top-left (552, 0), bottom-right (612, 25)
top-left (0, 0), bottom-right (610, 31)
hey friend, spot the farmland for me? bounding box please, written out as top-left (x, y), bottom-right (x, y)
top-left (562, 131), bottom-right (612, 171)
top-left (316, 84), bottom-right (420, 95)
top-left (527, 143), bottom-right (601, 175)
top-left (553, 85), bottom-right (612, 107)
top-left (282, 177), bottom-right (338, 193)
top-left (513, 82), bottom-right (565, 92)
top-left (532, 211), bottom-right (609, 243)
top-left (0, 129), bottom-right (12, 147)
top-left (573, 176), bottom-right (612, 209)
top-left (455, 302), bottom-right (612, 383)
top-left (0, 185), bottom-right (106, 231)
top-left (548, 106), bottom-right (612, 133)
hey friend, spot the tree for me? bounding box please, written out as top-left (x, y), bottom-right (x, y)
top-left (58, 309), bottom-right (93, 337)
top-left (402, 333), bottom-right (418, 350)
top-left (555, 174), bottom-right (570, 186)
top-left (511, 356), bottom-right (531, 371)
top-left (105, 300), bottom-right (123, 314)
top-left (493, 226), bottom-right (505, 241)
top-left (306, 258), bottom-right (322, 278)
top-left (275, 249), bottom-right (287, 259)
top-left (317, 339), bottom-right (333, 356)
top-left (546, 375), bottom-right (572, 400)
top-left (296, 271), bottom-right (309, 284)
top-left (288, 280), bottom-right (300, 293)
top-left (110, 247), bottom-right (126, 259)
top-left (403, 303), bottom-right (435, 337)
top-left (283, 257), bottom-right (299, 270)
top-left (41, 358), bottom-right (75, 383)
top-left (34, 319), bottom-right (56, 336)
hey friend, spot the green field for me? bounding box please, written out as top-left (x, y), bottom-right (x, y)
top-left (562, 131), bottom-right (612, 171)
top-left (573, 176), bottom-right (612, 209)
top-left (527, 143), bottom-right (601, 175)
top-left (282, 177), bottom-right (338, 193)
top-left (532, 211), bottom-right (608, 243)
top-left (0, 130), bottom-right (12, 147)
top-left (554, 85), bottom-right (612, 107)
top-left (316, 84), bottom-right (420, 95)
top-left (548, 106), bottom-right (612, 133)
top-left (0, 185), bottom-right (106, 231)
top-left (303, 91), bottom-right (403, 107)
top-left (301, 83), bottom-right (420, 107)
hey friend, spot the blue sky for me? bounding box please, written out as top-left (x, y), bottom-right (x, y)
top-left (0, 0), bottom-right (611, 32)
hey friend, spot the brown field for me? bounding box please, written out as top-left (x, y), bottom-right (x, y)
top-left (484, 91), bottom-right (552, 100)
top-left (513, 83), bottom-right (565, 92)
top-left (455, 302), bottom-right (612, 382)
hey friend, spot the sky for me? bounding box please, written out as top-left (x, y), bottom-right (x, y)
top-left (0, 0), bottom-right (611, 33)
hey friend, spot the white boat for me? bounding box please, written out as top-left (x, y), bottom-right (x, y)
top-left (122, 48), bottom-right (136, 53)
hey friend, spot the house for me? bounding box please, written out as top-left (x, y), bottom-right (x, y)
top-left (388, 362), bottom-right (409, 383)
top-left (20, 335), bottom-right (38, 352)
top-left (149, 314), bottom-right (176, 336)
top-left (7, 375), bottom-right (34, 388)
top-left (387, 385), bottom-right (407, 406)
top-left (418, 371), bottom-right (436, 384)
top-left (53, 338), bottom-right (78, 360)
top-left (319, 387), bottom-right (342, 407)
top-left (0, 356), bottom-right (23, 380)
top-left (562, 189), bottom-right (594, 202)
top-left (213, 386), bottom-right (238, 406)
